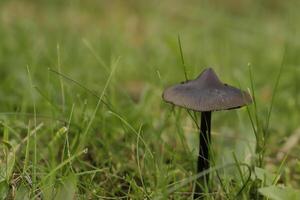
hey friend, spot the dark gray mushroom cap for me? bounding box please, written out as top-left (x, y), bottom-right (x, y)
top-left (162, 68), bottom-right (252, 112)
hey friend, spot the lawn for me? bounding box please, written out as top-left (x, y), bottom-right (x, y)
top-left (0, 0), bottom-right (300, 199)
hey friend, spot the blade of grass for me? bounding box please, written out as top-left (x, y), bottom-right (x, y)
top-left (23, 121), bottom-right (31, 174)
top-left (272, 154), bottom-right (288, 185)
top-left (247, 63), bottom-right (259, 137)
top-left (0, 121), bottom-right (21, 140)
top-left (109, 111), bottom-right (153, 158)
top-left (136, 124), bottom-right (151, 199)
top-left (22, 123), bottom-right (44, 173)
top-left (57, 44), bottom-right (65, 113)
top-left (34, 86), bottom-right (61, 111)
top-left (26, 65), bottom-right (37, 192)
top-left (75, 168), bottom-right (108, 176)
top-left (48, 68), bottom-right (113, 111)
top-left (61, 103), bottom-right (75, 172)
top-left (81, 57), bottom-right (119, 143)
top-left (82, 38), bottom-right (109, 73)
top-left (39, 148), bottom-right (88, 185)
top-left (264, 47), bottom-right (286, 137)
top-left (174, 109), bottom-right (191, 156)
top-left (177, 35), bottom-right (188, 81)
top-left (3, 125), bottom-right (9, 180)
top-left (232, 152), bottom-right (245, 184)
top-left (177, 35), bottom-right (199, 130)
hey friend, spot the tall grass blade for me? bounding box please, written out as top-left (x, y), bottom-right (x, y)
top-left (57, 44), bottom-right (66, 113)
top-left (26, 65), bottom-right (37, 192)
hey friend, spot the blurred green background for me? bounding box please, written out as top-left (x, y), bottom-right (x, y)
top-left (0, 0), bottom-right (299, 199)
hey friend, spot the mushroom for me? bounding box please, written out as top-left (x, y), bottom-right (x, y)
top-left (162, 68), bottom-right (252, 198)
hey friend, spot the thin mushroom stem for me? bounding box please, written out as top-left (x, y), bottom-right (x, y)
top-left (194, 111), bottom-right (211, 199)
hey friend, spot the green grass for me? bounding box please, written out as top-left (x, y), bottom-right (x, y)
top-left (0, 0), bottom-right (300, 199)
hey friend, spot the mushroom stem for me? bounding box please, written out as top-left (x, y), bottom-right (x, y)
top-left (194, 111), bottom-right (211, 198)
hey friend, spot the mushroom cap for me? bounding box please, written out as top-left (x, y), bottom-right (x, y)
top-left (162, 68), bottom-right (252, 112)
